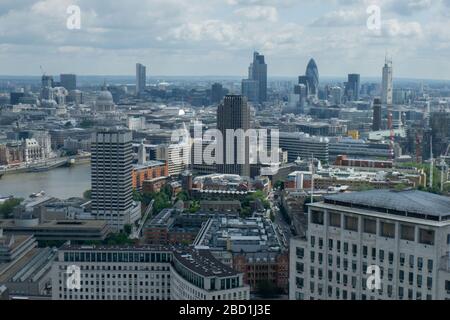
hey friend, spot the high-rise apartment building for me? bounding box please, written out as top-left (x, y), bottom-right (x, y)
top-left (289, 189), bottom-right (450, 300)
top-left (382, 58), bottom-right (393, 106)
top-left (91, 130), bottom-right (140, 231)
top-left (136, 63), bottom-right (146, 96)
top-left (217, 95), bottom-right (251, 177)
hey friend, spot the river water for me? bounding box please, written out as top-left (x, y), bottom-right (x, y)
top-left (0, 163), bottom-right (91, 199)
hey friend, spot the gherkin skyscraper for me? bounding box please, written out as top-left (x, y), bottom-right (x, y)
top-left (305, 58), bottom-right (319, 97)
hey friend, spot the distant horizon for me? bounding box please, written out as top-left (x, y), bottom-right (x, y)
top-left (1, 74), bottom-right (450, 83)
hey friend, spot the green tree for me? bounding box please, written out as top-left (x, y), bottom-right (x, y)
top-left (105, 232), bottom-right (134, 245)
top-left (0, 198), bottom-right (23, 218)
top-left (274, 180), bottom-right (285, 191)
top-left (83, 189), bottom-right (92, 200)
top-left (123, 224), bottom-right (132, 236)
top-left (79, 119), bottom-right (95, 128)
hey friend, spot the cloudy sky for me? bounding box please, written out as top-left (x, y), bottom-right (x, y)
top-left (0, 0), bottom-right (449, 79)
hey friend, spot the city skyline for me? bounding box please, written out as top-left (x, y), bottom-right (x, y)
top-left (0, 1), bottom-right (450, 79)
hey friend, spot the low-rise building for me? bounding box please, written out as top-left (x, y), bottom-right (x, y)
top-left (51, 245), bottom-right (250, 300)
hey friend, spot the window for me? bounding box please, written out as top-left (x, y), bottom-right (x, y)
top-left (399, 270), bottom-right (404, 282)
top-left (329, 212), bottom-right (341, 227)
top-left (352, 244), bottom-right (357, 257)
top-left (344, 215), bottom-right (358, 231)
top-left (427, 277), bottom-right (432, 289)
top-left (311, 210), bottom-right (324, 225)
top-left (363, 246), bottom-right (368, 258)
top-left (418, 257), bottom-right (423, 270)
top-left (400, 224), bottom-right (415, 241)
top-left (296, 262), bottom-right (304, 274)
top-left (310, 236), bottom-right (315, 247)
top-left (427, 259), bottom-right (433, 271)
top-left (379, 250), bottom-right (385, 262)
top-left (363, 218), bottom-right (376, 234)
top-left (328, 239), bottom-right (333, 250)
top-left (380, 221), bottom-right (395, 238)
top-left (419, 229), bottom-right (435, 245)
top-left (296, 277), bottom-right (304, 289)
top-left (417, 275), bottom-right (423, 288)
top-left (409, 255), bottom-right (414, 268)
top-left (296, 247), bottom-right (304, 259)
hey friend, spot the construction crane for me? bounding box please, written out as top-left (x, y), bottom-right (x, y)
top-left (130, 200), bottom-right (154, 240)
top-left (387, 107), bottom-right (395, 161)
top-left (415, 132), bottom-right (422, 163)
top-left (440, 144), bottom-right (450, 192)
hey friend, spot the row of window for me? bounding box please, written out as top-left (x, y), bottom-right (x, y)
top-left (296, 246), bottom-right (434, 272)
top-left (295, 279), bottom-right (435, 300)
top-left (311, 210), bottom-right (436, 245)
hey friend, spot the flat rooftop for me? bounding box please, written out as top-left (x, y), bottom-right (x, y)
top-left (323, 189), bottom-right (450, 221)
top-left (173, 249), bottom-right (239, 278)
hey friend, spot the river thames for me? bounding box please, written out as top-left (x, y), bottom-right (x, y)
top-left (0, 163), bottom-right (91, 199)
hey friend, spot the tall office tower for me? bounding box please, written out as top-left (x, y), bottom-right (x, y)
top-left (91, 130), bottom-right (140, 231)
top-left (40, 75), bottom-right (54, 100)
top-left (289, 189), bottom-right (450, 300)
top-left (60, 74), bottom-right (77, 91)
top-left (211, 83), bottom-right (224, 104)
top-left (217, 95), bottom-right (251, 177)
top-left (136, 63), bottom-right (146, 96)
top-left (382, 58), bottom-right (393, 105)
top-left (247, 51), bottom-right (267, 103)
top-left (241, 79), bottom-right (259, 103)
top-left (429, 111), bottom-right (450, 156)
top-left (298, 76), bottom-right (310, 96)
top-left (346, 74), bottom-right (360, 101)
top-left (372, 98), bottom-right (382, 131)
top-left (294, 84), bottom-right (308, 113)
top-left (305, 58), bottom-right (319, 98)
top-left (41, 75), bottom-right (54, 88)
top-left (330, 86), bottom-right (343, 105)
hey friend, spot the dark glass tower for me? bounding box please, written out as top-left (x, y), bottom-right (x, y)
top-left (372, 98), bottom-right (382, 131)
top-left (346, 74), bottom-right (360, 101)
top-left (217, 95), bottom-right (251, 177)
top-left (248, 52), bottom-right (267, 103)
top-left (305, 59), bottom-right (319, 97)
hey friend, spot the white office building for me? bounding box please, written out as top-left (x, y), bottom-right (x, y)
top-left (51, 245), bottom-right (250, 301)
top-left (289, 189), bottom-right (450, 300)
